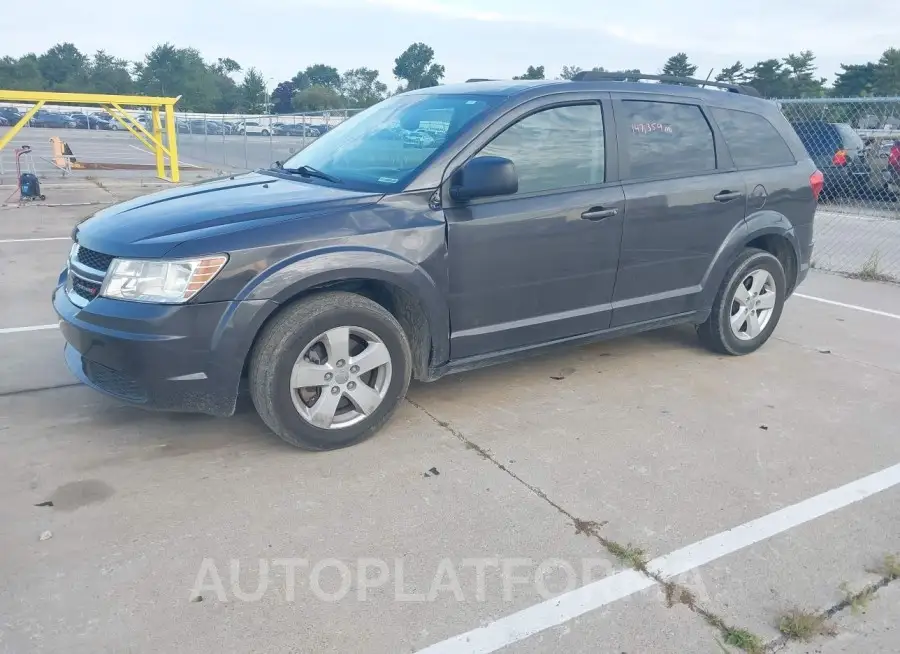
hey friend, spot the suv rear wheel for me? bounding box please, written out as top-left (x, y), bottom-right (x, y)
top-left (249, 292), bottom-right (412, 450)
top-left (697, 248), bottom-right (787, 355)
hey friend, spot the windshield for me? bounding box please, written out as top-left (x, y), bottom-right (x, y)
top-left (279, 93), bottom-right (502, 191)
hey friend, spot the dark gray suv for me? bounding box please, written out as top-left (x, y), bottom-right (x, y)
top-left (54, 73), bottom-right (821, 450)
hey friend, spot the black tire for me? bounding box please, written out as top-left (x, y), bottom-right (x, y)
top-left (249, 291), bottom-right (412, 450)
top-left (262, 129), bottom-right (270, 137)
top-left (697, 248), bottom-right (787, 356)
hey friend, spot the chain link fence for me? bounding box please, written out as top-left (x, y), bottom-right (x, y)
top-left (777, 97), bottom-right (900, 282)
top-left (172, 109), bottom-right (365, 174)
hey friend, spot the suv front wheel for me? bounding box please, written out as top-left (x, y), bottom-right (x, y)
top-left (697, 248), bottom-right (787, 355)
top-left (249, 292), bottom-right (412, 450)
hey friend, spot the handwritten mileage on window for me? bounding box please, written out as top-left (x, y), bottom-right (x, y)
top-left (632, 122), bottom-right (674, 134)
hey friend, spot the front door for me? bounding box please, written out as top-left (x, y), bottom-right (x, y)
top-left (444, 101), bottom-right (625, 359)
top-left (609, 96), bottom-right (748, 326)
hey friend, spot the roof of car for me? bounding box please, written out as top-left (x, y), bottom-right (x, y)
top-left (407, 78), bottom-right (770, 105)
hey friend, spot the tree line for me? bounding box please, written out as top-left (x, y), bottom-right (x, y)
top-left (1, 42), bottom-right (899, 115)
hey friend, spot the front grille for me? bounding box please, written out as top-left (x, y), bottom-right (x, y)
top-left (71, 275), bottom-right (101, 301)
top-left (76, 246), bottom-right (114, 272)
top-left (82, 359), bottom-right (147, 403)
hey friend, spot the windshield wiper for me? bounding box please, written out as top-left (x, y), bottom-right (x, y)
top-left (280, 165), bottom-right (342, 184)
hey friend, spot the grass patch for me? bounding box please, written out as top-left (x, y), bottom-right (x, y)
top-left (849, 251), bottom-right (898, 283)
top-left (605, 540), bottom-right (647, 570)
top-left (840, 581), bottom-right (876, 615)
top-left (777, 608), bottom-right (837, 641)
top-left (663, 580), bottom-right (696, 608)
top-left (867, 553), bottom-right (900, 580)
top-left (723, 627), bottom-right (764, 653)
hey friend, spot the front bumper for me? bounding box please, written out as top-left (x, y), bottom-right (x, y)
top-left (53, 283), bottom-right (276, 416)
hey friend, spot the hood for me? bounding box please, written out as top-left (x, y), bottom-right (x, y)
top-left (74, 171), bottom-right (380, 258)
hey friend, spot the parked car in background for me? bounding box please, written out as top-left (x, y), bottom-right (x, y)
top-left (792, 121), bottom-right (883, 199)
top-left (886, 140), bottom-right (900, 194)
top-left (30, 111), bottom-right (76, 129)
top-left (274, 123), bottom-right (317, 136)
top-left (237, 121), bottom-right (272, 136)
top-left (0, 107), bottom-right (22, 124)
top-left (71, 113), bottom-right (111, 130)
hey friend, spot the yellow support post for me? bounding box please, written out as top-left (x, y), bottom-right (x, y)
top-left (0, 101), bottom-right (45, 152)
top-left (0, 89), bottom-right (181, 183)
top-left (151, 107), bottom-right (164, 180)
top-left (165, 102), bottom-right (180, 183)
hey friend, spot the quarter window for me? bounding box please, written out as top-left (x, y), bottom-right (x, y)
top-left (620, 100), bottom-right (716, 178)
top-left (478, 104), bottom-right (605, 195)
top-left (711, 107), bottom-right (795, 168)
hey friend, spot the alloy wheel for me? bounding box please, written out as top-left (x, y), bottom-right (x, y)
top-left (289, 326), bottom-right (393, 429)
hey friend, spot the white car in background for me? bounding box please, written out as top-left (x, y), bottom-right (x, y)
top-left (237, 121), bottom-right (272, 136)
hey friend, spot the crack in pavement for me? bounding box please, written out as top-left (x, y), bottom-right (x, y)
top-left (773, 335), bottom-right (900, 377)
top-left (405, 396), bottom-right (766, 652)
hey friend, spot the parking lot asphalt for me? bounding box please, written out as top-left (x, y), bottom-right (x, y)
top-left (2, 187), bottom-right (900, 654)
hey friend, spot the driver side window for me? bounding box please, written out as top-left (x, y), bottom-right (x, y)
top-left (478, 104), bottom-right (605, 195)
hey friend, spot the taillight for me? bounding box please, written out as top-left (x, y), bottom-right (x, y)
top-left (810, 170), bottom-right (824, 201)
top-left (832, 149), bottom-right (848, 166)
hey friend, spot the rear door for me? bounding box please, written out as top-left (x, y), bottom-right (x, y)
top-left (444, 96), bottom-right (626, 359)
top-left (610, 94), bottom-right (747, 326)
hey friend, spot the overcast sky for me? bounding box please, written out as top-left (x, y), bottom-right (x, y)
top-left (3, 0), bottom-right (897, 87)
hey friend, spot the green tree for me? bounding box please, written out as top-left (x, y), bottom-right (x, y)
top-left (240, 67), bottom-right (267, 113)
top-left (341, 67), bottom-right (387, 107)
top-left (37, 42), bottom-right (89, 90)
top-left (214, 57), bottom-right (242, 75)
top-left (661, 52), bottom-right (698, 78)
top-left (782, 51), bottom-right (825, 97)
top-left (292, 85), bottom-right (345, 111)
top-left (832, 62), bottom-right (878, 96)
top-left (874, 48), bottom-right (900, 96)
top-left (271, 80), bottom-right (297, 113)
top-left (0, 54), bottom-right (45, 90)
top-left (291, 70), bottom-right (311, 91)
top-left (715, 61), bottom-right (747, 84)
top-left (559, 65), bottom-right (583, 80)
top-left (745, 59), bottom-right (792, 98)
top-left (304, 64), bottom-right (341, 90)
top-left (514, 65), bottom-right (545, 80)
top-left (135, 44), bottom-right (221, 111)
top-left (88, 50), bottom-right (134, 94)
top-left (393, 43), bottom-right (445, 90)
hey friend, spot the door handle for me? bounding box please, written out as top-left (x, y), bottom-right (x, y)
top-left (581, 207), bottom-right (618, 221)
top-left (713, 190), bottom-right (742, 202)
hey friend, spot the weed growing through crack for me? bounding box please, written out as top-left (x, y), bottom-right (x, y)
top-left (850, 251), bottom-right (898, 283)
top-left (605, 540), bottom-right (648, 570)
top-left (839, 581), bottom-right (875, 615)
top-left (723, 627), bottom-right (764, 653)
top-left (777, 609), bottom-right (837, 641)
top-left (868, 553), bottom-right (900, 580)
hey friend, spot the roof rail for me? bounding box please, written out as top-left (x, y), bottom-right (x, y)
top-left (570, 71), bottom-right (760, 97)
top-left (465, 78), bottom-right (496, 83)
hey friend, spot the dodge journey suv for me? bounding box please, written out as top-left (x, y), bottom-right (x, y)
top-left (54, 72), bottom-right (820, 450)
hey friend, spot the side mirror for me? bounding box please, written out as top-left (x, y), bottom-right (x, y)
top-left (273, 160), bottom-right (283, 169)
top-left (451, 156), bottom-right (518, 201)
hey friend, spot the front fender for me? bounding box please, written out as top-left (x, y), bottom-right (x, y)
top-left (699, 210), bottom-right (800, 309)
top-left (239, 246), bottom-right (450, 365)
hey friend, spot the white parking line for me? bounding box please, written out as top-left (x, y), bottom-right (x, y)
top-left (417, 462), bottom-right (900, 654)
top-left (0, 324), bottom-right (58, 335)
top-left (0, 237), bottom-right (70, 244)
top-left (794, 293), bottom-right (900, 321)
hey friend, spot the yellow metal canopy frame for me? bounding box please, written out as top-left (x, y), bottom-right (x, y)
top-left (0, 90), bottom-right (181, 182)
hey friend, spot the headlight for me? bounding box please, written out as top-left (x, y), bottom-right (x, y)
top-left (100, 255), bottom-right (228, 304)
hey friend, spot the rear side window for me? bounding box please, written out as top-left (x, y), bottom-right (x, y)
top-left (478, 103), bottom-right (605, 195)
top-left (793, 122), bottom-right (840, 156)
top-left (833, 123), bottom-right (865, 151)
top-left (619, 101), bottom-right (716, 179)
top-left (711, 108), bottom-right (795, 168)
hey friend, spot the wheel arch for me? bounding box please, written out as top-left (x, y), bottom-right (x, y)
top-left (237, 250), bottom-right (449, 382)
top-left (700, 211), bottom-right (801, 311)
